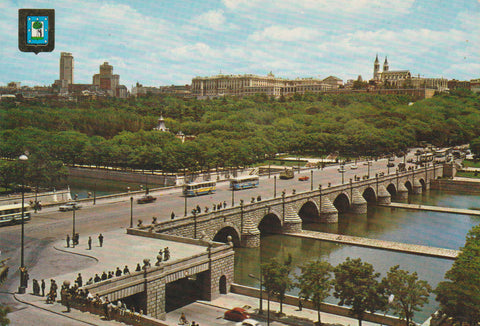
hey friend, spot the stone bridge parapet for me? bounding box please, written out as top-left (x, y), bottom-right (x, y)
top-left (145, 165), bottom-right (443, 248)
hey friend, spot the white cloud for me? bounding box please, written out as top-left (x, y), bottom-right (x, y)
top-left (249, 25), bottom-right (322, 42)
top-left (192, 9), bottom-right (226, 30)
top-left (168, 43), bottom-right (218, 61)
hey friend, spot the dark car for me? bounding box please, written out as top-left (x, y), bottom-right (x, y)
top-left (224, 307), bottom-right (250, 322)
top-left (387, 162), bottom-right (395, 167)
top-left (136, 195), bottom-right (157, 204)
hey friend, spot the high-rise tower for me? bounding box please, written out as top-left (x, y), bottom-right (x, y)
top-left (59, 52), bottom-right (74, 85)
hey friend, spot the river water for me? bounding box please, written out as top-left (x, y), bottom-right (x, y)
top-left (69, 176), bottom-right (478, 323)
top-left (235, 189), bottom-right (480, 323)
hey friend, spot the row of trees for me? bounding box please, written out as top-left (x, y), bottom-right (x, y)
top-left (262, 256), bottom-right (431, 326)
top-left (1, 90), bottom-right (479, 173)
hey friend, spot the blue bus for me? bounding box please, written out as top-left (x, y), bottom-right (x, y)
top-left (229, 176), bottom-right (259, 190)
top-left (183, 181), bottom-right (216, 197)
top-left (0, 204), bottom-right (31, 227)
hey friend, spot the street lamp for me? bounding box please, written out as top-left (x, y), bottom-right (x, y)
top-left (130, 196), bottom-right (133, 228)
top-left (367, 161), bottom-right (372, 179)
top-left (310, 170), bottom-right (313, 191)
top-left (231, 184), bottom-right (235, 207)
top-left (18, 154), bottom-right (28, 294)
top-left (248, 273), bottom-right (263, 315)
top-left (273, 175), bottom-right (277, 198)
top-left (72, 205), bottom-right (76, 248)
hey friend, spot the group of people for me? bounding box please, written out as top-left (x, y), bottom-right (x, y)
top-left (66, 233), bottom-right (104, 249)
top-left (32, 279), bottom-right (58, 304)
top-left (88, 265), bottom-right (130, 284)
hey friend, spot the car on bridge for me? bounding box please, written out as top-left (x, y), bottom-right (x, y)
top-left (137, 195), bottom-right (157, 204)
top-left (59, 202), bottom-right (82, 211)
top-left (237, 319), bottom-right (263, 326)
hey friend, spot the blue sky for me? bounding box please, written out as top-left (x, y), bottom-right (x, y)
top-left (1, 0), bottom-right (479, 88)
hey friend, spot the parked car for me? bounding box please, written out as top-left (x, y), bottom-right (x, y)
top-left (237, 319), bottom-right (263, 326)
top-left (298, 176), bottom-right (309, 181)
top-left (224, 307), bottom-right (250, 322)
top-left (59, 202), bottom-right (82, 211)
top-left (136, 195), bottom-right (157, 204)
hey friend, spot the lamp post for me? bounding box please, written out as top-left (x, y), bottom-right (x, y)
top-left (367, 161), bottom-right (372, 179)
top-left (71, 204), bottom-right (77, 249)
top-left (248, 272), bottom-right (263, 315)
top-left (184, 193), bottom-right (187, 217)
top-left (18, 154), bottom-right (28, 294)
top-left (93, 182), bottom-right (96, 205)
top-left (310, 170), bottom-right (313, 191)
top-left (273, 175), bottom-right (277, 198)
top-left (130, 196), bottom-right (133, 228)
top-left (231, 185), bottom-right (235, 207)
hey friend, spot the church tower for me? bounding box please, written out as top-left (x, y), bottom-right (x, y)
top-left (373, 54), bottom-right (380, 79)
top-left (383, 56), bottom-right (389, 72)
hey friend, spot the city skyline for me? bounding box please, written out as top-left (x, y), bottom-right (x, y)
top-left (1, 0), bottom-right (479, 88)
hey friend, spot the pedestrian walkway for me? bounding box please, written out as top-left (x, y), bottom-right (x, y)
top-left (287, 230), bottom-right (458, 259)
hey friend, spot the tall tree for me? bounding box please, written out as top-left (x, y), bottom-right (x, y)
top-left (333, 258), bottom-right (386, 326)
top-left (381, 265), bottom-right (431, 326)
top-left (295, 260), bottom-right (333, 325)
top-left (261, 256), bottom-right (293, 315)
top-left (435, 225), bottom-right (480, 325)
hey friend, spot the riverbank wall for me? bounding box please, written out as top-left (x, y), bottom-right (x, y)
top-left (0, 189), bottom-right (71, 206)
top-left (431, 178), bottom-right (480, 193)
top-left (231, 284), bottom-right (405, 326)
top-left (68, 167), bottom-right (177, 186)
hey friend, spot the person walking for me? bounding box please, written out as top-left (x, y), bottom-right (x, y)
top-left (41, 279), bottom-right (45, 297)
top-left (66, 234), bottom-right (70, 248)
top-left (98, 233), bottom-right (104, 247)
top-left (171, 211), bottom-right (175, 220)
top-left (88, 236), bottom-right (92, 250)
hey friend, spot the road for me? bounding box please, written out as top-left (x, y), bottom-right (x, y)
top-left (0, 152), bottom-right (421, 324)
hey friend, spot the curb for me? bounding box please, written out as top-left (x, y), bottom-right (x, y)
top-left (53, 246), bottom-right (99, 262)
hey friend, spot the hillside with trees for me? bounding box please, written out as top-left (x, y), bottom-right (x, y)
top-left (1, 90), bottom-right (478, 175)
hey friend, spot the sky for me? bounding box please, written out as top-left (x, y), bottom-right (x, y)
top-left (0, 0), bottom-right (479, 88)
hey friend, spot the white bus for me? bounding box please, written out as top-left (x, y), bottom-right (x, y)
top-left (0, 204), bottom-right (31, 227)
top-left (229, 176), bottom-right (259, 190)
top-left (183, 181), bottom-right (216, 197)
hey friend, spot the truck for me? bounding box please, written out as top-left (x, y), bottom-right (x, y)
top-left (279, 168), bottom-right (294, 179)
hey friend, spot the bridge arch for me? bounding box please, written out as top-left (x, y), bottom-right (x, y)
top-left (298, 200), bottom-right (320, 222)
top-left (419, 178), bottom-right (427, 191)
top-left (333, 193), bottom-right (350, 213)
top-left (386, 183), bottom-right (397, 197)
top-left (404, 181), bottom-right (413, 194)
top-left (258, 213), bottom-right (282, 235)
top-left (212, 224), bottom-right (241, 247)
top-left (362, 187), bottom-right (376, 204)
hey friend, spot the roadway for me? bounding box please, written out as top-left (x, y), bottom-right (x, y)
top-left (0, 151), bottom-right (421, 324)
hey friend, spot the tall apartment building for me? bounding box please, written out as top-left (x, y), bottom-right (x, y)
top-left (92, 62), bottom-right (122, 97)
top-left (59, 52), bottom-right (74, 85)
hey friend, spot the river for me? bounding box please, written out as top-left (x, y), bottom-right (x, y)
top-left (235, 189), bottom-right (480, 323)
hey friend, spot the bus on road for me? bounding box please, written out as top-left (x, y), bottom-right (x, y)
top-left (183, 181), bottom-right (216, 197)
top-left (0, 204), bottom-right (31, 227)
top-left (229, 176), bottom-right (259, 190)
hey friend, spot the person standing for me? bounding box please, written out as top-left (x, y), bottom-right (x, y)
top-left (88, 236), bottom-right (92, 250)
top-left (66, 234), bottom-right (70, 248)
top-left (98, 233), bottom-right (104, 247)
top-left (171, 211), bottom-right (175, 220)
top-left (41, 279), bottom-right (45, 297)
top-left (76, 273), bottom-right (83, 287)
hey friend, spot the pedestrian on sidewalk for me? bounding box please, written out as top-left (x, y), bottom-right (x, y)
top-left (66, 234), bottom-right (70, 248)
top-left (98, 233), bottom-right (104, 247)
top-left (171, 211), bottom-right (175, 220)
top-left (41, 279), bottom-right (45, 297)
top-left (88, 236), bottom-right (92, 250)
top-left (75, 273), bottom-right (83, 287)
top-left (123, 265), bottom-right (130, 275)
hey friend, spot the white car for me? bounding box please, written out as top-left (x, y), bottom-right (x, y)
top-left (350, 165), bottom-right (358, 170)
top-left (237, 319), bottom-right (263, 326)
top-left (59, 202), bottom-right (82, 211)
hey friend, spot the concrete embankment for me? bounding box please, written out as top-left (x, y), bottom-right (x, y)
top-left (431, 177), bottom-right (480, 193)
top-left (378, 202), bottom-right (480, 216)
top-left (287, 230), bottom-right (458, 259)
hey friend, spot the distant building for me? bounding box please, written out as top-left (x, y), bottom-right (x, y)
top-left (448, 79), bottom-right (471, 90)
top-left (131, 83), bottom-right (191, 97)
top-left (470, 79), bottom-right (480, 93)
top-left (92, 62), bottom-right (128, 98)
top-left (191, 72), bottom-right (341, 98)
top-left (153, 115), bottom-right (169, 132)
top-left (60, 52), bottom-right (74, 85)
top-left (371, 55), bottom-right (447, 91)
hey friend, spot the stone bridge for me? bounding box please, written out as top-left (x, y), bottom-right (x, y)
top-left (146, 165), bottom-right (443, 248)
